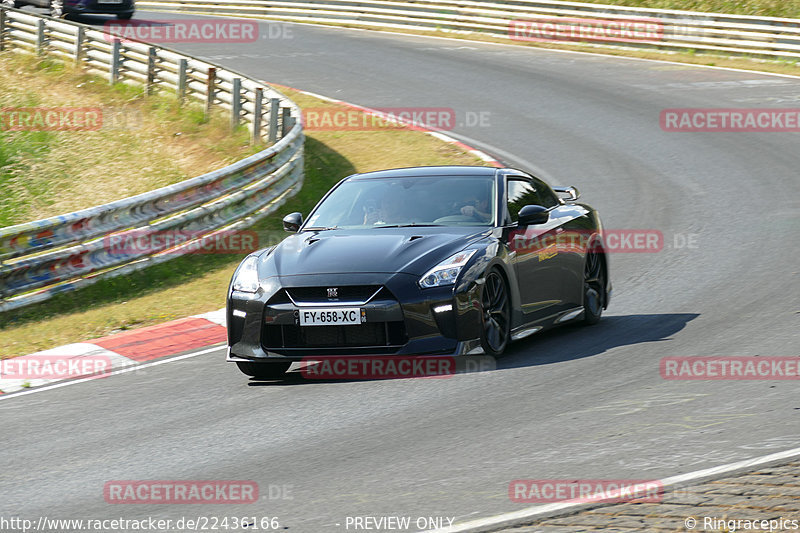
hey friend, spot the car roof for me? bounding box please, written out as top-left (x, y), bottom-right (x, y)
top-left (346, 166), bottom-right (500, 180)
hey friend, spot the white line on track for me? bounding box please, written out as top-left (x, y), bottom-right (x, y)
top-left (426, 130), bottom-right (559, 185)
top-left (270, 80), bottom-right (552, 181)
top-left (275, 18), bottom-right (800, 81)
top-left (0, 344), bottom-right (224, 401)
top-left (8, 19), bottom-right (798, 530)
top-left (424, 446), bottom-right (800, 532)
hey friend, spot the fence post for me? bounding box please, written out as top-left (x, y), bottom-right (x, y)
top-left (281, 107), bottom-right (292, 138)
top-left (73, 25), bottom-right (84, 66)
top-left (268, 98), bottom-right (279, 143)
top-left (177, 58), bottom-right (187, 106)
top-left (205, 67), bottom-right (216, 119)
top-left (36, 18), bottom-right (45, 56)
top-left (110, 38), bottom-right (121, 84)
top-left (252, 87), bottom-right (263, 144)
top-left (146, 46), bottom-right (156, 95)
top-left (231, 77), bottom-right (241, 131)
top-left (0, 10), bottom-right (6, 52)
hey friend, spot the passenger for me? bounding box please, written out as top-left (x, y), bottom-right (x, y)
top-left (364, 188), bottom-right (407, 225)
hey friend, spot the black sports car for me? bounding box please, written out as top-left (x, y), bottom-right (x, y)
top-left (227, 166), bottom-right (611, 379)
top-left (2, 0), bottom-right (135, 19)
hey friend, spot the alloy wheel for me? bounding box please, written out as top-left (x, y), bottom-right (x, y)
top-left (480, 270), bottom-right (510, 355)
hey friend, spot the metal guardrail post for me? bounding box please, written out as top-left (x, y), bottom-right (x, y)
top-left (281, 107), bottom-right (291, 138)
top-left (146, 46), bottom-right (157, 95)
top-left (74, 26), bottom-right (84, 66)
top-left (0, 9), bottom-right (6, 52)
top-left (252, 87), bottom-right (263, 144)
top-left (35, 19), bottom-right (45, 56)
top-left (177, 58), bottom-right (187, 106)
top-left (134, 0), bottom-right (800, 61)
top-left (0, 7), bottom-right (304, 312)
top-left (268, 98), bottom-right (279, 143)
top-left (205, 67), bottom-right (216, 119)
top-left (231, 77), bottom-right (241, 131)
top-left (110, 38), bottom-right (121, 84)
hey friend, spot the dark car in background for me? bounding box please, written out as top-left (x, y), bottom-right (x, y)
top-left (227, 166), bottom-right (612, 380)
top-left (2, 0), bottom-right (134, 19)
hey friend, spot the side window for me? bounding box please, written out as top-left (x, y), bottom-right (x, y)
top-left (531, 178), bottom-right (559, 209)
top-left (506, 179), bottom-right (546, 222)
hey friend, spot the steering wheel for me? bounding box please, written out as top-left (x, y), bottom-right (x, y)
top-left (433, 214), bottom-right (479, 224)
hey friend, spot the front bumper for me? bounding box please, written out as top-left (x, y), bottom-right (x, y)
top-left (227, 272), bottom-right (484, 361)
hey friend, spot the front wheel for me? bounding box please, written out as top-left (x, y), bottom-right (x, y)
top-left (582, 246), bottom-right (606, 325)
top-left (479, 269), bottom-right (510, 357)
top-left (236, 361), bottom-right (291, 380)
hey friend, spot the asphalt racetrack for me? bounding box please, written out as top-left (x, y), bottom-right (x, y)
top-left (1, 13), bottom-right (798, 532)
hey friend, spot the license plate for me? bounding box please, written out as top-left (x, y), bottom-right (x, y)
top-left (98, 0), bottom-right (123, 4)
top-left (298, 308), bottom-right (361, 326)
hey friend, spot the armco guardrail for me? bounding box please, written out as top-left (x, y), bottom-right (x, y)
top-left (0, 6), bottom-right (304, 313)
top-left (137, 0), bottom-right (800, 60)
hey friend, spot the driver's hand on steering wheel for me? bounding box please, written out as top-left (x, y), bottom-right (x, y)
top-left (461, 205), bottom-right (489, 221)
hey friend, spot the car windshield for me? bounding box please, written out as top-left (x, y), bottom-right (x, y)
top-left (304, 176), bottom-right (496, 229)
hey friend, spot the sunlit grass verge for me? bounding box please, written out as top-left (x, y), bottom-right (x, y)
top-left (0, 87), bottom-right (489, 358)
top-left (0, 52), bottom-right (261, 227)
top-left (573, 0), bottom-right (799, 18)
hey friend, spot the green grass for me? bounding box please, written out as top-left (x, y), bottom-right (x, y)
top-left (17, 0), bottom-right (797, 354)
top-left (575, 0), bottom-right (799, 18)
top-left (0, 83), bottom-right (489, 357)
top-left (0, 131), bottom-right (57, 227)
top-left (0, 52), bottom-right (261, 226)
top-left (0, 134), bottom-right (355, 332)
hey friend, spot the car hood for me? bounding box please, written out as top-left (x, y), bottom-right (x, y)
top-left (264, 227), bottom-right (487, 278)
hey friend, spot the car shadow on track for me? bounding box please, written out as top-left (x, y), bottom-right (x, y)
top-left (245, 313), bottom-right (699, 386)
top-left (499, 312), bottom-right (700, 369)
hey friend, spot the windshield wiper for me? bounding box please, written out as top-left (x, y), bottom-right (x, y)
top-left (303, 226), bottom-right (339, 231)
top-left (373, 223), bottom-right (444, 228)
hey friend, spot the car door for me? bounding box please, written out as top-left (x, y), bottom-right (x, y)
top-left (503, 176), bottom-right (569, 321)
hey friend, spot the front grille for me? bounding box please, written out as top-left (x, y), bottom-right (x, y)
top-left (263, 322), bottom-right (407, 349)
top-left (262, 285), bottom-right (407, 354)
top-left (285, 285), bottom-right (382, 304)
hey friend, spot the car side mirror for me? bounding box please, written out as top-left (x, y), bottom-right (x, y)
top-left (553, 185), bottom-right (580, 202)
top-left (283, 212), bottom-right (303, 232)
top-left (517, 205), bottom-right (549, 225)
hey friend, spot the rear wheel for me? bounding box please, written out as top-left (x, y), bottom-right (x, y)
top-left (117, 11), bottom-right (133, 19)
top-left (479, 269), bottom-right (510, 356)
top-left (237, 361), bottom-right (291, 380)
top-left (582, 246), bottom-right (605, 325)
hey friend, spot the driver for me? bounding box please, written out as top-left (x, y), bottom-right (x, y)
top-left (458, 191), bottom-right (492, 222)
top-left (364, 188), bottom-right (406, 225)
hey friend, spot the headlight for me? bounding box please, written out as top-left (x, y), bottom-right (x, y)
top-left (232, 255), bottom-right (260, 293)
top-left (419, 249), bottom-right (477, 288)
